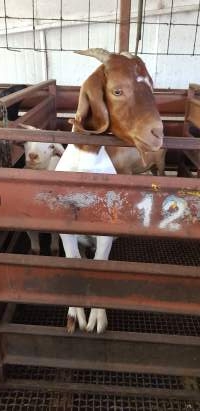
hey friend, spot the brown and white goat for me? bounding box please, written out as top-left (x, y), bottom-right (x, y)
top-left (56, 48), bottom-right (164, 334)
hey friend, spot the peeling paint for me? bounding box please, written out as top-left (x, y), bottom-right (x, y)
top-left (35, 189), bottom-right (200, 231)
top-left (56, 193), bottom-right (99, 208)
top-left (105, 191), bottom-right (125, 209)
top-left (36, 191), bottom-right (99, 210)
top-left (35, 190), bottom-right (127, 214)
top-left (36, 192), bottom-right (58, 210)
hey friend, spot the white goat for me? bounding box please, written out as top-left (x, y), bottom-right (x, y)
top-left (56, 143), bottom-right (116, 334)
top-left (21, 124), bottom-right (65, 255)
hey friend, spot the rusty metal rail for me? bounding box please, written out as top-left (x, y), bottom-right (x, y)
top-left (0, 80), bottom-right (56, 108)
top-left (0, 84), bottom-right (188, 117)
top-left (0, 253), bottom-right (199, 314)
top-left (0, 168), bottom-right (199, 238)
top-left (0, 127), bottom-right (200, 150)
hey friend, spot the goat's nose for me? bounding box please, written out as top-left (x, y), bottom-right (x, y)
top-left (29, 152), bottom-right (38, 160)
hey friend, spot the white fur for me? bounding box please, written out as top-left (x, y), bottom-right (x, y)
top-left (56, 144), bottom-right (116, 174)
top-left (137, 75), bottom-right (153, 91)
top-left (24, 141), bottom-right (64, 170)
top-left (56, 144), bottom-right (116, 333)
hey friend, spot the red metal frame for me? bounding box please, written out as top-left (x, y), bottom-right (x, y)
top-left (0, 81), bottom-right (199, 384)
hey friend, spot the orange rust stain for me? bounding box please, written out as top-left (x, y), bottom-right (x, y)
top-left (169, 201), bottom-right (178, 212)
top-left (110, 206), bottom-right (118, 222)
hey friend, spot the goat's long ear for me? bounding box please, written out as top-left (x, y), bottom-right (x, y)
top-left (74, 66), bottom-right (109, 134)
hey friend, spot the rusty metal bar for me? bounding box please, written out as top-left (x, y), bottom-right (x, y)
top-left (11, 96), bottom-right (55, 129)
top-left (0, 84), bottom-right (189, 114)
top-left (0, 169), bottom-right (199, 239)
top-left (48, 82), bottom-right (57, 130)
top-left (22, 87), bottom-right (188, 116)
top-left (119, 0), bottom-right (131, 52)
top-left (134, 0), bottom-right (143, 55)
top-left (0, 80), bottom-right (56, 108)
top-left (1, 329), bottom-right (200, 376)
top-left (2, 322), bottom-right (200, 345)
top-left (188, 98), bottom-right (200, 129)
top-left (0, 128), bottom-right (199, 150)
top-left (0, 254), bottom-right (200, 314)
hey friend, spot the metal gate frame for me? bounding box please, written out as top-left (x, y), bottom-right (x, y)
top-left (0, 82), bottom-right (199, 401)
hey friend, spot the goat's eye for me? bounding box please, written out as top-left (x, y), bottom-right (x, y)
top-left (49, 144), bottom-right (55, 149)
top-left (112, 89), bottom-right (123, 96)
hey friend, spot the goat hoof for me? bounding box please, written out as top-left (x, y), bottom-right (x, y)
top-left (97, 318), bottom-right (108, 334)
top-left (66, 315), bottom-right (76, 333)
top-left (66, 307), bottom-right (87, 333)
top-left (86, 308), bottom-right (108, 334)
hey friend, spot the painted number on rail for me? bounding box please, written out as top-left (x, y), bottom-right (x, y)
top-left (136, 194), bottom-right (189, 231)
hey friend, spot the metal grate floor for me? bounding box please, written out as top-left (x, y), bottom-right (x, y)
top-left (0, 390), bottom-right (71, 411)
top-left (109, 236), bottom-right (200, 266)
top-left (4, 365), bottom-right (184, 390)
top-left (6, 232), bottom-right (200, 266)
top-left (71, 394), bottom-right (199, 411)
top-left (12, 304), bottom-right (200, 336)
top-left (0, 391), bottom-right (198, 411)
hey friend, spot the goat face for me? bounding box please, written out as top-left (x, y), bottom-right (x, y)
top-left (24, 141), bottom-right (64, 169)
top-left (18, 124), bottom-right (64, 169)
top-left (73, 49), bottom-right (163, 155)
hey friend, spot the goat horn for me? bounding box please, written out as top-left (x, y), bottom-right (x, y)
top-left (74, 48), bottom-right (111, 63)
top-left (120, 51), bottom-right (134, 59)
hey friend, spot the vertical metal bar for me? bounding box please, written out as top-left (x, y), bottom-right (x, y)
top-left (60, 0), bottom-right (63, 50)
top-left (87, 0), bottom-right (91, 48)
top-left (39, 31), bottom-right (48, 80)
top-left (135, 0), bottom-right (143, 55)
top-left (32, 0), bottom-right (36, 50)
top-left (192, 0), bottom-right (200, 55)
top-left (167, 0), bottom-right (174, 54)
top-left (48, 81), bottom-right (57, 130)
top-left (3, 0), bottom-right (9, 49)
top-left (119, 0), bottom-right (131, 52)
top-left (141, 0), bottom-right (146, 53)
top-left (114, 0), bottom-right (119, 52)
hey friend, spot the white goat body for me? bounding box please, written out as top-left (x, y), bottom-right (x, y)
top-left (56, 144), bottom-right (116, 333)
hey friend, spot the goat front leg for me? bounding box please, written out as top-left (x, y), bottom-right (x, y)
top-left (60, 233), bottom-right (87, 333)
top-left (87, 236), bottom-right (113, 334)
